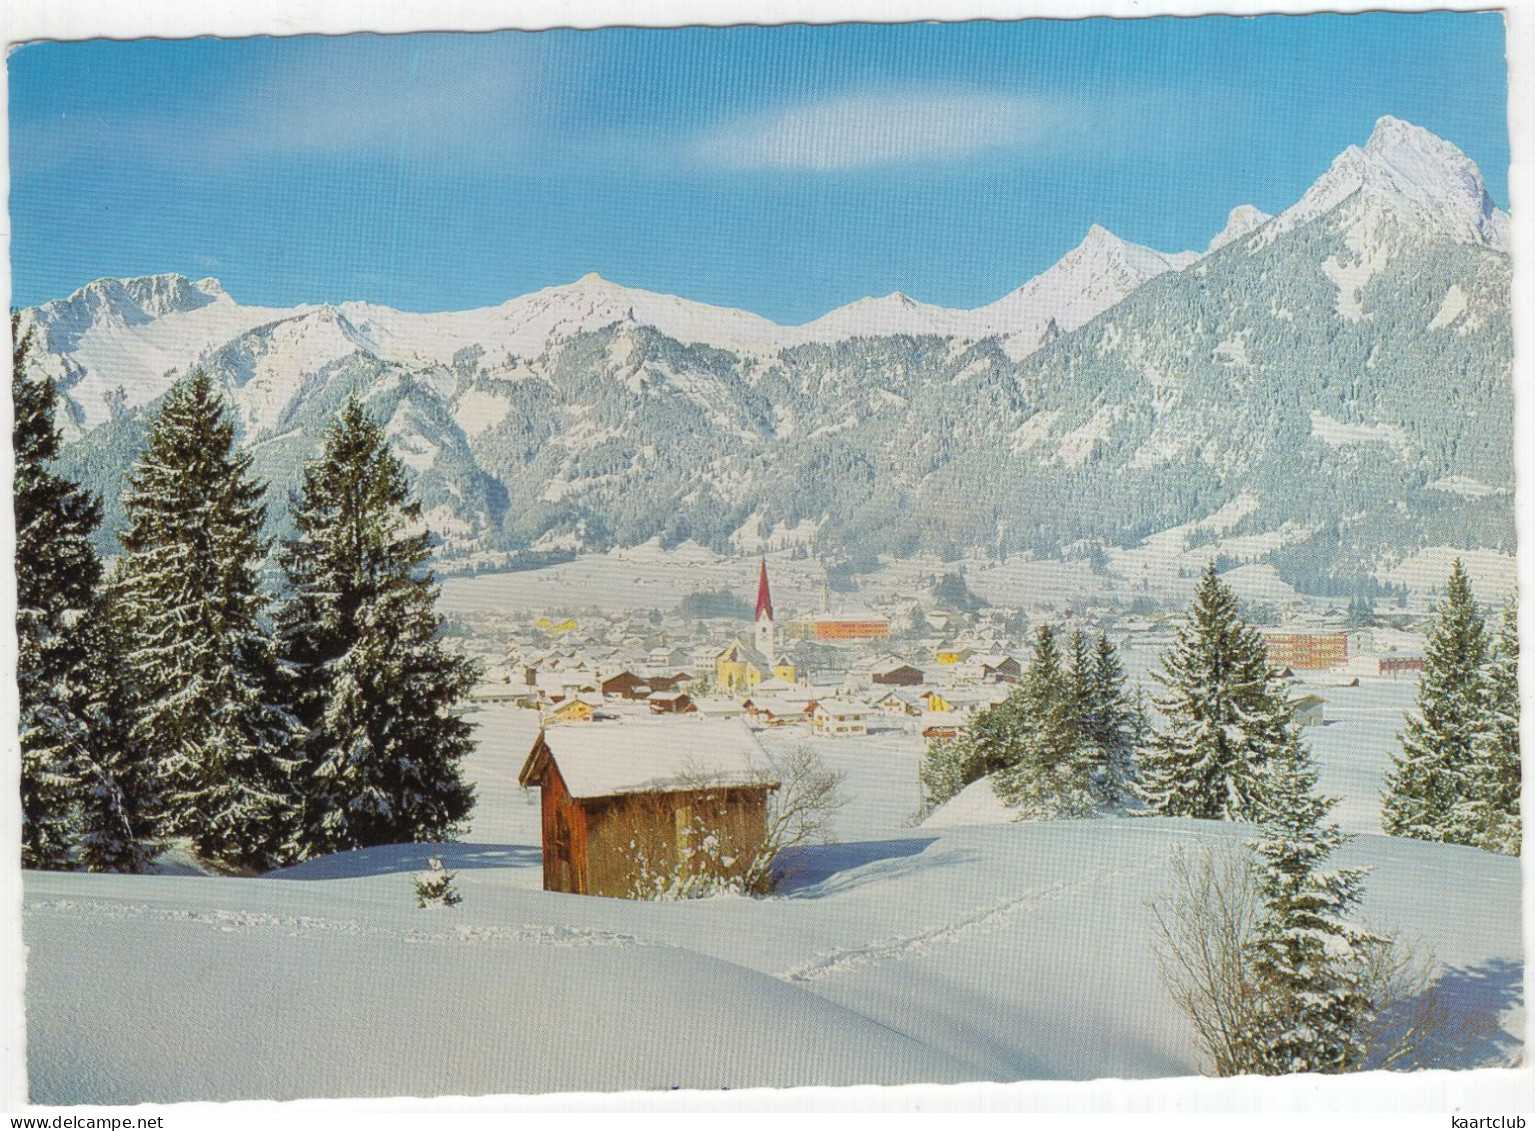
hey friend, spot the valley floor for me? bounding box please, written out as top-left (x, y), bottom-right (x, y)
top-left (22, 696), bottom-right (1525, 1103)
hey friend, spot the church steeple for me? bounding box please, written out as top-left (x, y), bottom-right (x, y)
top-left (755, 555), bottom-right (773, 622)
top-left (754, 555), bottom-right (775, 660)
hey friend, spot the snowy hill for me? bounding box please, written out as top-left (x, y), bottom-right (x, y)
top-left (21, 697), bottom-right (1524, 1102)
top-left (24, 818), bottom-right (1521, 1101)
top-left (24, 117), bottom-right (1513, 594)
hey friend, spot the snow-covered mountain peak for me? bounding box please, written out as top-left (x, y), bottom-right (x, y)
top-left (42, 273), bottom-right (215, 331)
top-left (118, 273), bottom-right (229, 318)
top-left (192, 277), bottom-right (230, 301)
top-left (962, 224), bottom-right (1199, 359)
top-left (1206, 204), bottom-right (1272, 253)
top-left (1267, 117), bottom-right (1507, 251)
top-left (792, 290), bottom-right (967, 341)
top-left (1068, 224), bottom-right (1190, 279)
top-left (1365, 114), bottom-right (1461, 164)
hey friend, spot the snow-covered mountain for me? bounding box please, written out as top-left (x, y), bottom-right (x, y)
top-left (1262, 114), bottom-right (1509, 251)
top-left (964, 224), bottom-right (1202, 359)
top-left (18, 225), bottom-right (1207, 439)
top-left (781, 224), bottom-right (1204, 353)
top-left (790, 291), bottom-right (973, 342)
top-left (338, 272), bottom-right (792, 369)
top-left (1206, 205), bottom-right (1271, 254)
top-left (25, 117), bottom-right (1513, 594)
top-left (18, 277), bottom-right (309, 438)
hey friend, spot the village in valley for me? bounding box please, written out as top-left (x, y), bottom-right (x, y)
top-left (447, 546), bottom-right (1463, 893)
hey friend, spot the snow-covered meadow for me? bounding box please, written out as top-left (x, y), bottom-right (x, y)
top-left (23, 698), bottom-right (1524, 1103)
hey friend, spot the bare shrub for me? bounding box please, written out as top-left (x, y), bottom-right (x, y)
top-left (1149, 844), bottom-right (1266, 1075)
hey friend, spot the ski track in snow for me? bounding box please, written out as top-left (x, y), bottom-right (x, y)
top-left (24, 899), bottom-right (652, 950)
top-left (774, 865), bottom-right (1154, 984)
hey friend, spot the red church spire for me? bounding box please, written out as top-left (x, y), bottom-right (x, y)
top-left (755, 555), bottom-right (773, 621)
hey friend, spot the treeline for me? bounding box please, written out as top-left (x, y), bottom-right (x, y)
top-left (17, 325), bottom-right (476, 874)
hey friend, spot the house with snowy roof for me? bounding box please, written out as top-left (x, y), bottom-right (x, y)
top-left (517, 720), bottom-right (779, 897)
top-left (870, 660), bottom-right (924, 686)
top-left (808, 698), bottom-right (871, 737)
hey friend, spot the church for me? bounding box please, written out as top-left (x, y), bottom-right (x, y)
top-left (714, 557), bottom-right (797, 693)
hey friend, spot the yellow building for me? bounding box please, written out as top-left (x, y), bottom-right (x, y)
top-left (921, 689), bottom-right (955, 713)
top-left (546, 698), bottom-right (596, 724)
top-left (714, 639), bottom-right (795, 693)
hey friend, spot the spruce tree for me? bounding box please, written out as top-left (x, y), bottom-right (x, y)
top-left (1082, 633), bottom-right (1136, 809)
top-left (16, 320), bottom-right (158, 871)
top-left (1246, 740), bottom-right (1377, 1073)
top-left (277, 396), bottom-right (476, 857)
top-left (994, 625), bottom-right (1094, 818)
top-left (1065, 628), bottom-right (1094, 742)
top-left (14, 321), bottom-right (99, 868)
top-left (1462, 596), bottom-right (1520, 855)
top-left (113, 370), bottom-right (298, 871)
top-left (917, 733), bottom-right (978, 816)
top-left (71, 586), bottom-right (160, 873)
top-left (1381, 559), bottom-right (1489, 844)
top-left (1140, 563), bottom-right (1294, 822)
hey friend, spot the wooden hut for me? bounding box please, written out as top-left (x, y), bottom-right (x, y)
top-left (870, 662), bottom-right (924, 687)
top-left (517, 720), bottom-right (779, 897)
top-left (976, 655), bottom-right (1022, 683)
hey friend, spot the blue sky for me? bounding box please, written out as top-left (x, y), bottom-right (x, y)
top-left (8, 13), bottom-right (1509, 323)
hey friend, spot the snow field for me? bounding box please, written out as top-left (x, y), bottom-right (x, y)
top-left (25, 814), bottom-right (1521, 1102)
top-left (22, 681), bottom-right (1521, 1101)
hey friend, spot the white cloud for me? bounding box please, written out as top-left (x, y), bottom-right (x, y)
top-left (13, 41), bottom-right (549, 173)
top-left (696, 90), bottom-right (1054, 170)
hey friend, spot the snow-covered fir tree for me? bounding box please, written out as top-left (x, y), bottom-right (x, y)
top-left (993, 625), bottom-right (1095, 818)
top-left (113, 370), bottom-right (300, 871)
top-left (414, 856), bottom-right (462, 908)
top-left (277, 396), bottom-right (476, 858)
top-left (15, 321), bottom-right (157, 871)
top-left (70, 586), bottom-right (160, 873)
top-left (1081, 633), bottom-right (1137, 809)
top-left (1139, 563), bottom-right (1294, 821)
top-left (15, 321), bottom-right (99, 868)
top-left (1246, 739), bottom-right (1377, 1074)
top-left (917, 734), bottom-right (976, 816)
top-left (1462, 595), bottom-right (1520, 855)
top-left (1381, 559), bottom-right (1489, 844)
top-left (917, 684), bottom-right (1023, 817)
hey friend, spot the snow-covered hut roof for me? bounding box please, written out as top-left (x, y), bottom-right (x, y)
top-left (518, 719), bottom-right (777, 798)
top-left (812, 698), bottom-right (872, 717)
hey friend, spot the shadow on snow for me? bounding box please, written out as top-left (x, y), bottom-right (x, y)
top-left (264, 841), bottom-right (542, 881)
top-left (772, 837), bottom-right (943, 897)
top-left (1368, 956), bottom-right (1524, 1070)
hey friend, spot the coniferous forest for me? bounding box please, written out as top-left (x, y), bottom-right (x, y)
top-left (15, 326), bottom-right (476, 874)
